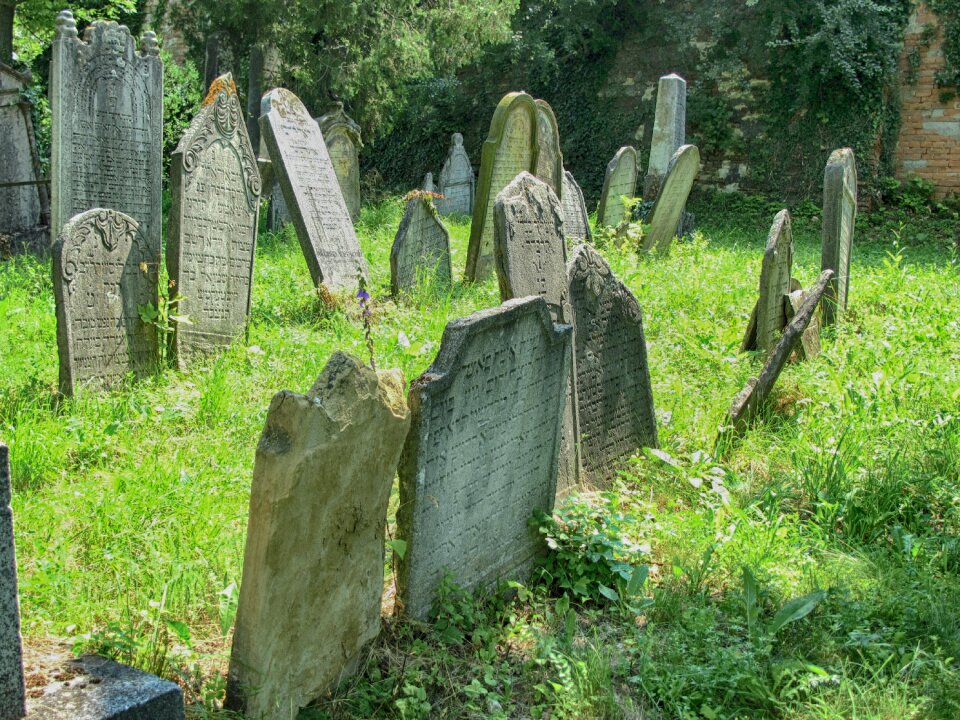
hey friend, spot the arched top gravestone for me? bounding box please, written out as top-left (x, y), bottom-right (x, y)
top-left (561, 170), bottom-right (591, 242)
top-left (438, 132), bottom-right (474, 216)
top-left (390, 196), bottom-right (452, 296)
top-left (465, 92), bottom-right (539, 281)
top-left (754, 210), bottom-right (793, 354)
top-left (821, 147), bottom-right (857, 327)
top-left (534, 99), bottom-right (563, 198)
top-left (597, 146), bottom-right (638, 227)
top-left (316, 102), bottom-right (362, 222)
top-left (643, 144), bottom-right (699, 253)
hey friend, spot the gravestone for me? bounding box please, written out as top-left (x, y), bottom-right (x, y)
top-left (561, 170), bottom-right (591, 242)
top-left (465, 92), bottom-right (539, 281)
top-left (390, 196), bottom-right (452, 295)
top-left (821, 147), bottom-right (857, 327)
top-left (316, 102), bottom-right (362, 222)
top-left (438, 132), bottom-right (475, 216)
top-left (0, 444), bottom-right (25, 720)
top-left (53, 209), bottom-right (158, 395)
top-left (397, 297), bottom-right (571, 620)
top-left (423, 172), bottom-right (435, 193)
top-left (227, 353), bottom-right (410, 720)
top-left (643, 144), bottom-right (700, 253)
top-left (167, 74), bottom-right (261, 367)
top-left (597, 146), bottom-right (638, 227)
top-left (260, 88), bottom-right (367, 288)
top-left (568, 244), bottom-right (658, 482)
top-left (534, 99), bottom-right (563, 197)
top-left (50, 11), bottom-right (162, 254)
top-left (740, 210), bottom-right (793, 355)
top-left (786, 285), bottom-right (822, 361)
top-left (643, 73), bottom-right (686, 199)
top-left (269, 181), bottom-right (292, 230)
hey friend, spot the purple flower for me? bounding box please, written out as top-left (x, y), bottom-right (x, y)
top-left (356, 288), bottom-right (370, 303)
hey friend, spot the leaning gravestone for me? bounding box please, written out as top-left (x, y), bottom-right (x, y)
top-left (821, 147), bottom-right (857, 327)
top-left (534, 99), bottom-right (563, 197)
top-left (398, 297), bottom-right (571, 620)
top-left (740, 210), bottom-right (794, 355)
top-left (53, 209), bottom-right (158, 395)
top-left (643, 73), bottom-right (686, 199)
top-left (561, 171), bottom-right (591, 242)
top-left (597, 146), bottom-right (638, 227)
top-left (227, 352), bottom-right (410, 720)
top-left (438, 132), bottom-right (475, 216)
top-left (568, 245), bottom-right (658, 482)
top-left (785, 283), bottom-right (822, 361)
top-left (50, 11), bottom-right (162, 253)
top-left (465, 92), bottom-right (539, 281)
top-left (0, 444), bottom-right (25, 720)
top-left (390, 196), bottom-right (452, 295)
top-left (167, 74), bottom-right (261, 367)
top-left (260, 88), bottom-right (367, 288)
top-left (643, 144), bottom-right (700, 253)
top-left (316, 102), bottom-right (362, 222)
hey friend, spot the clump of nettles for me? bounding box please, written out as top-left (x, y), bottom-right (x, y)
top-left (356, 269), bottom-right (377, 370)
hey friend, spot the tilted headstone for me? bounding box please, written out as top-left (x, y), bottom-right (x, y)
top-left (740, 210), bottom-right (793, 355)
top-left (568, 245), bottom-right (658, 482)
top-left (643, 73), bottom-right (686, 199)
top-left (227, 352), bottom-right (410, 720)
top-left (465, 92), bottom-right (539, 281)
top-left (260, 88), bottom-right (368, 288)
top-left (821, 147), bottom-right (857, 327)
top-left (561, 170), bottom-right (591, 242)
top-left (53, 209), bottom-right (158, 395)
top-left (643, 144), bottom-right (700, 253)
top-left (50, 11), bottom-right (162, 253)
top-left (390, 196), bottom-right (452, 295)
top-left (316, 102), bottom-right (362, 222)
top-left (597, 146), bottom-right (638, 227)
top-left (534, 99), bottom-right (563, 197)
top-left (437, 132), bottom-right (475, 216)
top-left (397, 297), bottom-right (571, 620)
top-left (785, 283), bottom-right (822, 361)
top-left (423, 171), bottom-right (435, 193)
top-left (167, 74), bottom-right (261, 367)
top-left (0, 444), bottom-right (25, 720)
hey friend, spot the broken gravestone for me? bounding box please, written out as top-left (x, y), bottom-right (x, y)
top-left (50, 11), bottom-right (162, 254)
top-left (643, 144), bottom-right (699, 253)
top-left (643, 73), bottom-right (686, 200)
top-left (597, 146), bottom-right (638, 227)
top-left (785, 279), bottom-right (822, 361)
top-left (437, 132), bottom-right (474, 216)
top-left (397, 297), bottom-right (571, 620)
top-left (227, 352), bottom-right (410, 720)
top-left (534, 99), bottom-right (563, 197)
top-left (821, 147), bottom-right (857, 327)
top-left (53, 209), bottom-right (159, 395)
top-left (316, 102), bottom-right (362, 222)
top-left (561, 170), bottom-right (591, 242)
top-left (390, 195), bottom-right (452, 295)
top-left (465, 92), bottom-right (538, 281)
top-left (167, 73), bottom-right (261, 367)
top-left (740, 210), bottom-right (794, 355)
top-left (567, 244), bottom-right (658, 482)
top-left (260, 88), bottom-right (367, 288)
top-left (0, 444), bottom-right (25, 720)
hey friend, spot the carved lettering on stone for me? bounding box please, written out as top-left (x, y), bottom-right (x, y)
top-left (643, 144), bottom-right (699, 253)
top-left (437, 133), bottom-right (474, 216)
top-left (561, 171), bottom-right (591, 242)
top-left (597, 146), bottom-right (638, 227)
top-left (821, 147), bottom-right (857, 327)
top-left (390, 197), bottom-right (452, 295)
top-left (534, 99), bottom-right (563, 197)
top-left (0, 444), bottom-right (25, 720)
top-left (316, 102), bottom-right (362, 222)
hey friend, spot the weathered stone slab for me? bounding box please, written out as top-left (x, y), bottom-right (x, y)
top-left (167, 74), bottom-right (261, 367)
top-left (561, 170), bottom-right (591, 242)
top-left (821, 147), bottom-right (857, 327)
top-left (597, 146), bottom-right (638, 227)
top-left (643, 73), bottom-right (686, 199)
top-left (260, 89), bottom-right (367, 288)
top-left (226, 353), bottom-right (410, 720)
top-left (568, 245), bottom-right (658, 482)
top-left (25, 654), bottom-right (184, 720)
top-left (741, 209), bottom-right (793, 355)
top-left (465, 92), bottom-right (538, 281)
top-left (0, 444), bottom-right (25, 720)
top-left (269, 181), bottom-right (291, 230)
top-left (437, 132), bottom-right (474, 216)
top-left (316, 102), bottom-right (362, 222)
top-left (643, 144), bottom-right (699, 253)
top-left (53, 209), bottom-right (158, 395)
top-left (534, 99), bottom-right (563, 197)
top-left (398, 297), bottom-right (571, 620)
top-left (786, 283), bottom-right (822, 361)
top-left (50, 11), bottom-right (162, 255)
top-left (423, 172), bottom-right (435, 192)
top-left (390, 196), bottom-right (452, 295)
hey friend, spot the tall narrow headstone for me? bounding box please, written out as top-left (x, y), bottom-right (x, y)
top-left (597, 146), bottom-right (638, 227)
top-left (398, 297), bottom-right (571, 620)
top-left (741, 210), bottom-right (793, 355)
top-left (643, 144), bottom-right (700, 253)
top-left (422, 172), bottom-right (435, 193)
top-left (821, 147), bottom-right (857, 327)
top-left (643, 73), bottom-right (686, 199)
top-left (561, 170), bottom-right (591, 242)
top-left (259, 88), bottom-right (367, 288)
top-left (0, 444), bottom-right (25, 720)
top-left (53, 209), bottom-right (158, 395)
top-left (316, 102), bottom-right (362, 222)
top-left (437, 132), bottom-right (475, 216)
top-left (227, 353), bottom-right (410, 720)
top-left (534, 99), bottom-right (563, 197)
top-left (568, 245), bottom-right (658, 482)
top-left (390, 196), bottom-right (452, 295)
top-left (465, 92), bottom-right (539, 281)
top-left (50, 11), bottom-right (162, 253)
top-left (167, 74), bottom-right (261, 367)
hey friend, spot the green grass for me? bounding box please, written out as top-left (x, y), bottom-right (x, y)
top-left (1, 193), bottom-right (958, 718)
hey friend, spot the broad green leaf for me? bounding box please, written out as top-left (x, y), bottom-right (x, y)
top-left (768, 590), bottom-right (826, 636)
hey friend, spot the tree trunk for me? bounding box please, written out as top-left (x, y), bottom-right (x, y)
top-left (203, 31), bottom-right (221, 94)
top-left (0, 2), bottom-right (15, 65)
top-left (246, 45), bottom-right (263, 154)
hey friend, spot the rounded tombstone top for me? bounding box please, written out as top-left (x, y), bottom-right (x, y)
top-left (261, 87), bottom-right (305, 118)
top-left (662, 72), bottom-right (686, 82)
top-left (452, 132), bottom-right (464, 146)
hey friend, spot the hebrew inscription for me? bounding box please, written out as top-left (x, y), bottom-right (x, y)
top-left (597, 146), bottom-right (638, 227)
top-left (561, 171), bottom-right (591, 242)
